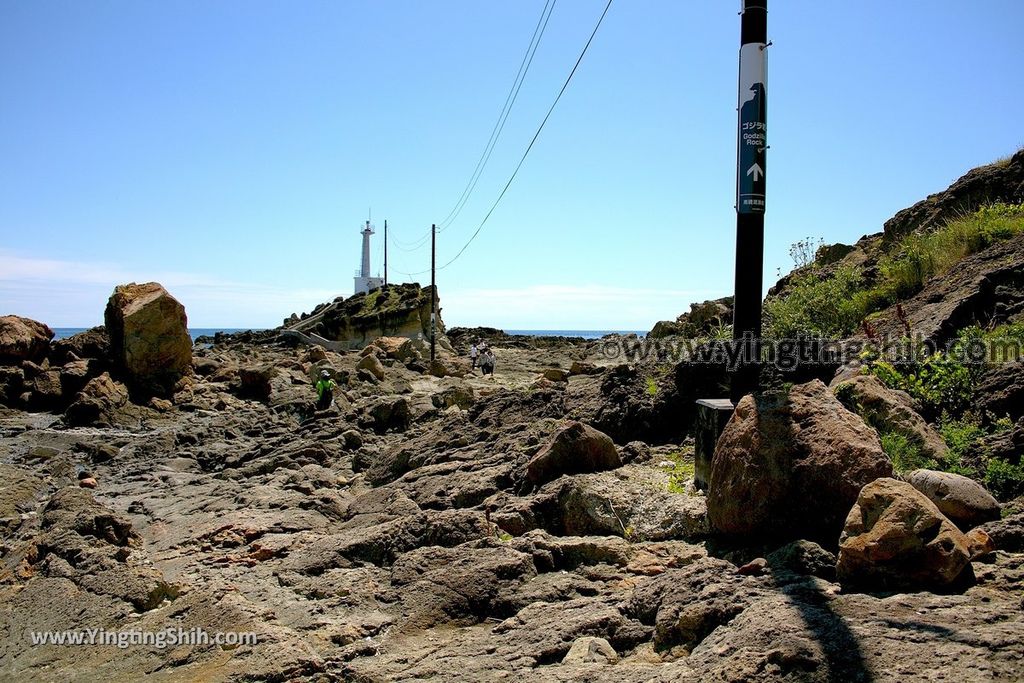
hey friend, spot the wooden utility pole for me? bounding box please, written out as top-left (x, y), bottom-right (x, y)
top-left (731, 0), bottom-right (768, 403)
top-left (383, 219), bottom-right (388, 286)
top-left (430, 223), bottom-right (437, 363)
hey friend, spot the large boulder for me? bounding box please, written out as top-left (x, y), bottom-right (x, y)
top-left (525, 421), bottom-right (621, 487)
top-left (708, 380), bottom-right (893, 542)
top-left (0, 315), bottom-right (53, 365)
top-left (65, 372), bottom-right (131, 427)
top-left (832, 374), bottom-right (949, 463)
top-left (976, 512), bottom-right (1024, 553)
top-left (104, 283), bottom-right (192, 396)
top-left (904, 469), bottom-right (1001, 529)
top-left (837, 478), bottom-right (971, 591)
top-left (356, 353), bottom-right (386, 381)
top-left (370, 336), bottom-right (418, 362)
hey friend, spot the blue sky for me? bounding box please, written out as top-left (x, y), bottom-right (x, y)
top-left (1, 1), bottom-right (1021, 330)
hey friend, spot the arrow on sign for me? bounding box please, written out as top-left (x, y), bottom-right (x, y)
top-left (746, 163), bottom-right (764, 181)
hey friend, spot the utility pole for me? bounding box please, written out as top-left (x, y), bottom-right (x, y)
top-left (731, 0), bottom-right (768, 403)
top-left (430, 223), bottom-right (436, 363)
top-left (383, 220), bottom-right (388, 286)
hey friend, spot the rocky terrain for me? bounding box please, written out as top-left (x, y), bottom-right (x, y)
top-left (1, 154), bottom-right (1023, 682)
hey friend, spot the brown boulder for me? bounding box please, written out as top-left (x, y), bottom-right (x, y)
top-left (526, 421), bottom-right (621, 486)
top-left (832, 374), bottom-right (948, 462)
top-left (0, 315), bottom-right (53, 364)
top-left (65, 372), bottom-right (131, 427)
top-left (27, 368), bottom-right (63, 410)
top-left (356, 353), bottom-right (386, 380)
top-left (904, 469), bottom-right (1001, 529)
top-left (104, 282), bottom-right (192, 396)
top-left (708, 380), bottom-right (893, 542)
top-left (837, 478), bottom-right (971, 591)
top-left (542, 368), bottom-right (570, 382)
top-left (371, 336), bottom-right (417, 362)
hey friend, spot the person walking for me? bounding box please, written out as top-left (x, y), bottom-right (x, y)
top-left (314, 369), bottom-right (338, 410)
top-left (480, 348), bottom-right (496, 377)
top-left (469, 342), bottom-right (479, 369)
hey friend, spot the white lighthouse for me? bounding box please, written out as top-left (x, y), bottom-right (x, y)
top-left (353, 220), bottom-right (384, 295)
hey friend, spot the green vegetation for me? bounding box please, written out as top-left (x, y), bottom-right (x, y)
top-left (763, 264), bottom-right (866, 339)
top-left (985, 458), bottom-right (1024, 501)
top-left (880, 432), bottom-right (936, 474)
top-left (875, 203), bottom-right (1024, 303)
top-left (765, 203), bottom-right (1024, 339)
top-left (645, 376), bottom-right (658, 397)
top-left (660, 451), bottom-right (696, 494)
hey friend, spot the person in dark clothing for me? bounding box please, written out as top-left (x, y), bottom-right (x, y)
top-left (479, 349), bottom-right (496, 376)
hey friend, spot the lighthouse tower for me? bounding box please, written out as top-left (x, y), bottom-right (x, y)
top-left (354, 220), bottom-right (384, 295)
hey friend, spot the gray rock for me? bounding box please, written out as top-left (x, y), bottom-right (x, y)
top-left (562, 636), bottom-right (618, 664)
top-left (905, 468), bottom-right (1001, 529)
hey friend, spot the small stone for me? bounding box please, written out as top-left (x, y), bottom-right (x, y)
top-left (562, 636), bottom-right (619, 664)
top-left (737, 557), bottom-right (768, 576)
top-left (78, 477), bottom-right (97, 489)
top-left (965, 528), bottom-right (996, 560)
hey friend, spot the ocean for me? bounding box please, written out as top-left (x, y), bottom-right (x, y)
top-left (52, 328), bottom-right (644, 343)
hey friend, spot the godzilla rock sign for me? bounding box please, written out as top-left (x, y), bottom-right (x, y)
top-left (737, 37), bottom-right (767, 214)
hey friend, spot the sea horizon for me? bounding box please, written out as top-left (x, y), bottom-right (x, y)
top-left (50, 327), bottom-right (645, 343)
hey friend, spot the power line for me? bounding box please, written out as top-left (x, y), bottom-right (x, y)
top-left (437, 0), bottom-right (557, 232)
top-left (404, 0), bottom-right (614, 276)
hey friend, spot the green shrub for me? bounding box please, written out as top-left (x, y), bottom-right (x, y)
top-left (985, 457), bottom-right (1024, 501)
top-left (763, 265), bottom-right (866, 339)
top-left (867, 355), bottom-right (973, 422)
top-left (877, 203), bottom-right (1024, 300)
top-left (880, 431), bottom-right (936, 473)
top-left (645, 376), bottom-right (658, 397)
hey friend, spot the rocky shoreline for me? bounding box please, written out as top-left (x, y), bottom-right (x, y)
top-left (1, 153), bottom-right (1023, 682)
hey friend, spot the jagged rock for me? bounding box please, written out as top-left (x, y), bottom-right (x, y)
top-left (977, 361), bottom-right (1024, 423)
top-left (861, 237), bottom-right (1024, 347)
top-left (34, 488), bottom-right (175, 611)
top-left (883, 149), bottom-right (1024, 239)
top-left (370, 336), bottom-right (418, 362)
top-left (562, 636), bottom-right (619, 664)
top-left (236, 364), bottom-right (277, 401)
top-left (625, 556), bottom-right (768, 652)
top-left (832, 374), bottom-right (948, 462)
top-left (977, 512), bottom-right (1024, 553)
top-left (389, 544), bottom-right (537, 628)
top-left (904, 469), bottom-right (1001, 529)
top-left (287, 283), bottom-right (443, 348)
top-left (26, 368), bottom-right (62, 411)
top-left (0, 366), bottom-right (25, 406)
top-left (64, 372), bottom-right (130, 427)
top-left (302, 344), bottom-right (327, 362)
top-left (526, 422), bottom-right (621, 486)
top-left (431, 383), bottom-right (474, 410)
top-left (0, 464), bottom-right (46, 537)
top-left (104, 282), bottom-right (192, 397)
top-left (708, 380), bottom-right (892, 542)
top-left (356, 353), bottom-right (386, 380)
top-left (542, 368), bottom-right (570, 382)
top-left (59, 359), bottom-right (94, 398)
top-left (49, 326), bottom-right (110, 366)
top-left (838, 478), bottom-right (971, 591)
top-left (359, 396), bottom-right (410, 434)
top-left (965, 528), bottom-right (996, 559)
top-left (648, 297), bottom-right (734, 339)
top-left (766, 540), bottom-right (837, 582)
top-left (0, 315), bottom-right (53, 365)
top-left (557, 471), bottom-right (708, 541)
top-left (569, 361), bottom-right (601, 376)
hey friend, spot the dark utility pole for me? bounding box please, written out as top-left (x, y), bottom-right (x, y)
top-left (383, 220), bottom-right (388, 286)
top-left (430, 223), bottom-right (437, 363)
top-left (731, 0), bottom-right (768, 403)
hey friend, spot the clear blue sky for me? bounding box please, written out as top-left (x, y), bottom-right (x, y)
top-left (2, 1), bottom-right (1021, 330)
